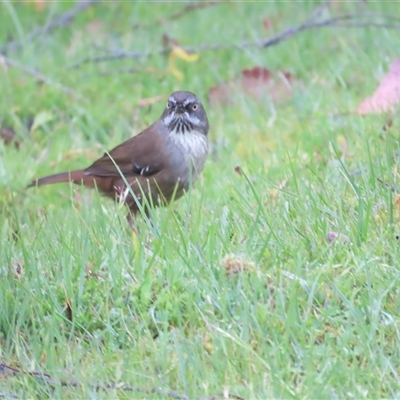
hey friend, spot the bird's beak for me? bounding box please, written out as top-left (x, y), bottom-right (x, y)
top-left (174, 104), bottom-right (185, 114)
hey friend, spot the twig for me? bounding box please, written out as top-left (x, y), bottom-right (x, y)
top-left (1, 0), bottom-right (98, 54)
top-left (166, 0), bottom-right (219, 21)
top-left (0, 53), bottom-right (78, 97)
top-left (0, 361), bottom-right (243, 400)
top-left (69, 10), bottom-right (400, 70)
top-left (377, 178), bottom-right (397, 192)
top-left (132, 0), bottom-right (220, 30)
top-left (97, 67), bottom-right (140, 76)
top-left (259, 13), bottom-right (400, 48)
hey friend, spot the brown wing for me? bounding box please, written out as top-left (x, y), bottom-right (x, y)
top-left (84, 121), bottom-right (166, 178)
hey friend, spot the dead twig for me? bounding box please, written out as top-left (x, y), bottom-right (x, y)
top-left (132, 0), bottom-right (220, 30)
top-left (0, 362), bottom-right (183, 398)
top-left (97, 67), bottom-right (140, 76)
top-left (377, 178), bottom-right (397, 192)
top-left (259, 12), bottom-right (400, 48)
top-left (165, 0), bottom-right (219, 21)
top-left (69, 8), bottom-right (400, 69)
top-left (0, 361), bottom-right (243, 399)
top-left (1, 0), bottom-right (98, 54)
top-left (0, 53), bottom-right (78, 97)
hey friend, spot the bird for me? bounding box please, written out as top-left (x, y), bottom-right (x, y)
top-left (28, 91), bottom-right (209, 229)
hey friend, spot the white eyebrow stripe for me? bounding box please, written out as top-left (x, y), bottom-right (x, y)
top-left (169, 97), bottom-right (177, 104)
top-left (183, 97), bottom-right (195, 106)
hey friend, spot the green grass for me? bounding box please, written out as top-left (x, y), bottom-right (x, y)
top-left (1, 1), bottom-right (400, 398)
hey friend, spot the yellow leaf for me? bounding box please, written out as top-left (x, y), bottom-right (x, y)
top-left (171, 47), bottom-right (199, 63)
top-left (168, 46), bottom-right (199, 80)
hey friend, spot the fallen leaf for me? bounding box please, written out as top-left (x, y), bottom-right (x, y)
top-left (209, 67), bottom-right (300, 106)
top-left (221, 254), bottom-right (254, 276)
top-left (0, 127), bottom-right (18, 148)
top-left (358, 59), bottom-right (400, 115)
top-left (262, 18), bottom-right (273, 31)
top-left (168, 46), bottom-right (199, 80)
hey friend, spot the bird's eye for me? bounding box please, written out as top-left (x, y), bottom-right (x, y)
top-left (192, 104), bottom-right (198, 111)
top-left (166, 101), bottom-right (171, 109)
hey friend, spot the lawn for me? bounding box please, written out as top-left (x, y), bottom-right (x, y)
top-left (1, 1), bottom-right (400, 398)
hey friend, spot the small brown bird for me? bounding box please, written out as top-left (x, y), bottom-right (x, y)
top-left (28, 91), bottom-right (209, 228)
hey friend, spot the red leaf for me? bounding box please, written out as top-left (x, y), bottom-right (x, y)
top-left (209, 66), bottom-right (299, 106)
top-left (358, 59), bottom-right (400, 115)
top-left (242, 66), bottom-right (271, 80)
top-left (262, 18), bottom-right (272, 31)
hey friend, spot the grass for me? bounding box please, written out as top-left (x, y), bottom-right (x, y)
top-left (1, 1), bottom-right (400, 398)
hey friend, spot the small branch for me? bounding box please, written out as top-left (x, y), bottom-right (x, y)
top-left (97, 67), bottom-right (140, 76)
top-left (1, 0), bottom-right (98, 54)
top-left (69, 8), bottom-right (400, 69)
top-left (377, 178), bottom-right (397, 192)
top-left (166, 0), bottom-right (219, 21)
top-left (132, 0), bottom-right (220, 30)
top-left (0, 361), bottom-right (242, 400)
top-left (259, 12), bottom-right (400, 48)
top-left (312, 21), bottom-right (400, 29)
top-left (0, 53), bottom-right (78, 97)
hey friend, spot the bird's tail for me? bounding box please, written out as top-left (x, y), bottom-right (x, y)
top-left (27, 170), bottom-right (86, 188)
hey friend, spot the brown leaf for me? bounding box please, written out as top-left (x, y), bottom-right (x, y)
top-left (358, 59), bottom-right (400, 115)
top-left (221, 254), bottom-right (254, 276)
top-left (0, 127), bottom-right (19, 148)
top-left (209, 66), bottom-right (300, 106)
top-left (262, 18), bottom-right (273, 31)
